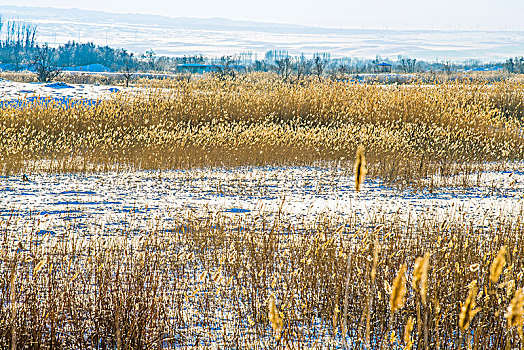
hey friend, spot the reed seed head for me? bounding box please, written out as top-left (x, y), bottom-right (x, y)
top-left (354, 145), bottom-right (367, 192)
top-left (268, 294), bottom-right (284, 341)
top-left (371, 242), bottom-right (379, 282)
top-left (459, 280), bottom-right (480, 332)
top-left (412, 253), bottom-right (430, 305)
top-left (390, 264), bottom-right (407, 313)
top-left (490, 246), bottom-right (507, 283)
top-left (404, 316), bottom-right (415, 346)
top-left (505, 289), bottom-right (524, 333)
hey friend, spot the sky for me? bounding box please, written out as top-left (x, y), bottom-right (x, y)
top-left (1, 0), bottom-right (523, 31)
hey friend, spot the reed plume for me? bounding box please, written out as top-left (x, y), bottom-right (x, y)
top-left (354, 145), bottom-right (367, 192)
top-left (371, 242), bottom-right (379, 282)
top-left (505, 288), bottom-right (523, 336)
top-left (404, 316), bottom-right (415, 346)
top-left (412, 253), bottom-right (430, 305)
top-left (268, 294), bottom-right (284, 341)
top-left (490, 246), bottom-right (507, 283)
top-left (459, 280), bottom-right (480, 332)
top-left (390, 264), bottom-right (407, 312)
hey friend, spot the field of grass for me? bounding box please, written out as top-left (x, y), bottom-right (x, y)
top-left (2, 75), bottom-right (524, 183)
top-left (1, 207), bottom-right (523, 348)
top-left (1, 73), bottom-right (524, 348)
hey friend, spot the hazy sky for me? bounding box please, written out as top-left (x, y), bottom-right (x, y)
top-left (2, 0), bottom-right (523, 30)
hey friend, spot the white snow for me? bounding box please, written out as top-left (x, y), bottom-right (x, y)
top-left (2, 165), bottom-right (523, 237)
top-left (0, 79), bottom-right (127, 106)
top-left (1, 6), bottom-right (523, 61)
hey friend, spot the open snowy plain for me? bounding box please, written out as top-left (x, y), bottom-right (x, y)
top-left (2, 164), bottom-right (524, 235)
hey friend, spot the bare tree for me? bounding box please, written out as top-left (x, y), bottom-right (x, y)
top-left (121, 54), bottom-right (137, 87)
top-left (312, 53), bottom-right (329, 82)
top-left (275, 57), bottom-right (293, 82)
top-left (443, 61), bottom-right (455, 75)
top-left (24, 24), bottom-right (37, 48)
top-left (329, 62), bottom-right (351, 80)
top-left (505, 57), bottom-right (524, 74)
top-left (33, 44), bottom-right (61, 82)
top-left (144, 49), bottom-right (156, 71)
top-left (214, 55), bottom-right (238, 79)
top-left (253, 59), bottom-right (270, 72)
top-left (294, 55), bottom-right (312, 82)
top-left (2, 20), bottom-right (37, 48)
top-left (398, 56), bottom-right (417, 73)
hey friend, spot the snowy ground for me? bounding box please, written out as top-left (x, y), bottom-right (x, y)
top-left (0, 79), bottom-right (127, 106)
top-left (1, 164), bottom-right (521, 347)
top-left (2, 165), bottom-right (523, 237)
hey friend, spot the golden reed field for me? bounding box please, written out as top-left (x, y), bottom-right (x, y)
top-left (1, 74), bottom-right (523, 179)
top-left (1, 74), bottom-right (524, 348)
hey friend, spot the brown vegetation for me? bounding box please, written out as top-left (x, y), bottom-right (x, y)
top-left (1, 74), bottom-right (524, 348)
top-left (1, 74), bottom-right (523, 187)
top-left (1, 207), bottom-right (523, 348)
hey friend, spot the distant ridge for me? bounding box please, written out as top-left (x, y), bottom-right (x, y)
top-left (0, 5), bottom-right (522, 61)
top-left (0, 5), bottom-right (316, 33)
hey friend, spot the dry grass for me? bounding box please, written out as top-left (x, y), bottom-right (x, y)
top-left (1, 74), bottom-right (524, 187)
top-left (1, 207), bottom-right (524, 348)
top-left (2, 73), bottom-right (524, 348)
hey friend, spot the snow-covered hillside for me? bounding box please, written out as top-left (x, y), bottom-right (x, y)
top-left (1, 5), bottom-right (524, 61)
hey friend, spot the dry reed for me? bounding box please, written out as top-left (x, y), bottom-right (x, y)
top-left (0, 205), bottom-right (523, 348)
top-left (1, 74), bottom-right (523, 188)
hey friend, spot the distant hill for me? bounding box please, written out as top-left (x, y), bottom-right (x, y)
top-left (1, 5), bottom-right (523, 61)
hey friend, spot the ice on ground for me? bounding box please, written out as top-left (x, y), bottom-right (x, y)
top-left (1, 165), bottom-right (523, 236)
